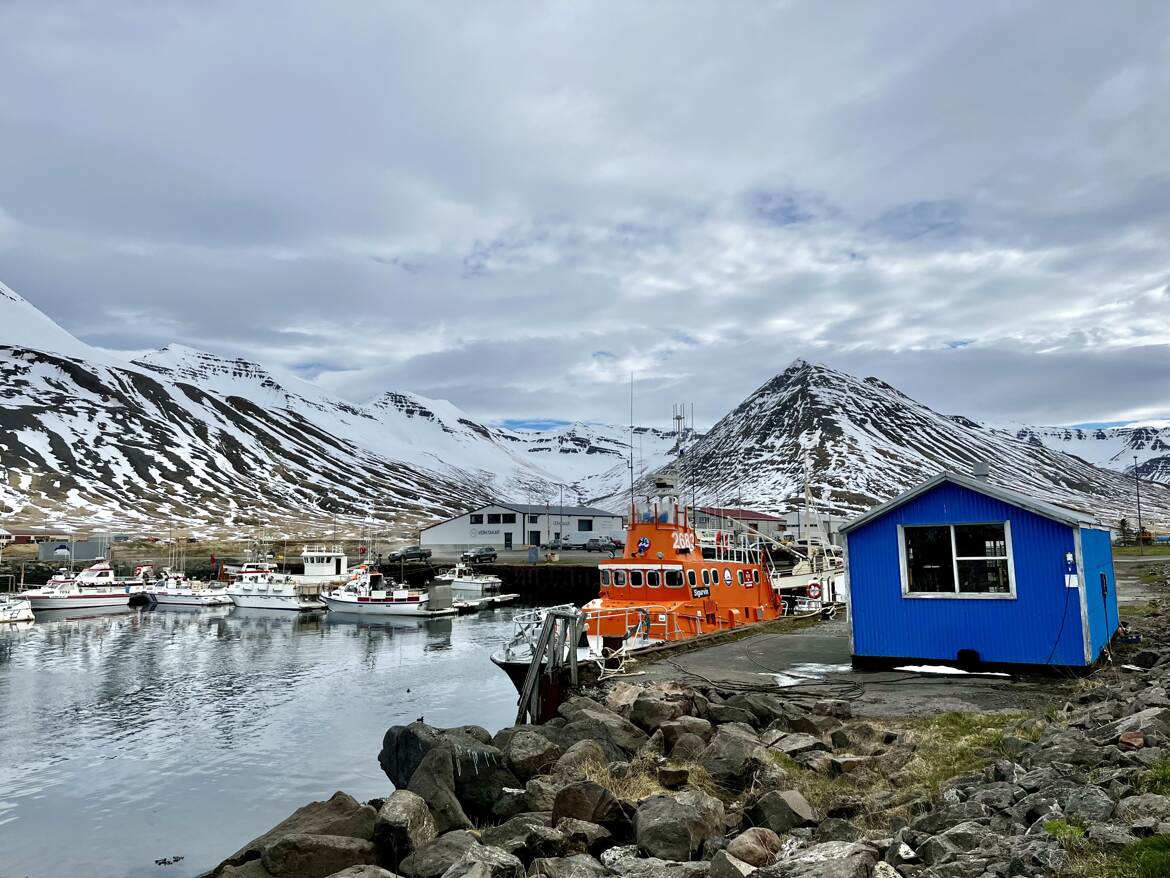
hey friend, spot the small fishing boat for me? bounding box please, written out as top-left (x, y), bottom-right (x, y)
top-left (226, 566), bottom-right (324, 611)
top-left (322, 565), bottom-right (455, 617)
top-left (145, 568), bottom-right (233, 607)
top-left (18, 562), bottom-right (135, 611)
top-left (433, 562), bottom-right (503, 596)
top-left (0, 593), bottom-right (34, 623)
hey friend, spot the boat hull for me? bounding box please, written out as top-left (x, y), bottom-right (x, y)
top-left (25, 592), bottom-right (132, 610)
top-left (1, 599), bottom-right (35, 623)
top-left (149, 590), bottom-right (234, 607)
top-left (322, 594), bottom-right (451, 617)
top-left (227, 591), bottom-right (323, 611)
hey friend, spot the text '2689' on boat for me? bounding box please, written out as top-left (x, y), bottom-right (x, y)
top-left (492, 478), bottom-right (845, 692)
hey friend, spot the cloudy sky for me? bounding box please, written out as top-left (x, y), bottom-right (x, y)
top-left (1, 1), bottom-right (1168, 429)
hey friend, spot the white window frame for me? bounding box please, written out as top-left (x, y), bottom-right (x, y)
top-left (897, 521), bottom-right (1017, 600)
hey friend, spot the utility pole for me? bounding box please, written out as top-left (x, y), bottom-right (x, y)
top-left (1135, 455), bottom-right (1144, 557)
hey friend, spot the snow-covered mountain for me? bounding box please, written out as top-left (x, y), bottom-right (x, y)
top-left (619, 360), bottom-right (1170, 526)
top-left (2, 281), bottom-right (1167, 533)
top-left (1004, 423), bottom-right (1170, 485)
top-left (0, 282), bottom-right (678, 533)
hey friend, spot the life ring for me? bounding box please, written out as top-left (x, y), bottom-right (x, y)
top-left (807, 582), bottom-right (822, 600)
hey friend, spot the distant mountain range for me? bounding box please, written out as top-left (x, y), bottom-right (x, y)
top-left (619, 360), bottom-right (1170, 526)
top-left (1, 280), bottom-right (1167, 534)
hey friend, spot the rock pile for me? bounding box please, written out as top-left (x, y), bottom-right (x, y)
top-left (199, 619), bottom-right (1170, 878)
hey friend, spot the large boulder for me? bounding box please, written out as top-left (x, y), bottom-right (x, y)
top-left (440, 846), bottom-right (525, 878)
top-left (709, 850), bottom-right (757, 877)
top-left (660, 718), bottom-right (714, 750)
top-left (259, 834), bottom-right (379, 878)
top-left (599, 844), bottom-right (711, 877)
top-left (407, 746), bottom-right (472, 833)
top-left (558, 698), bottom-right (649, 754)
top-left (555, 818), bottom-right (614, 856)
top-left (748, 791), bottom-right (818, 835)
top-left (629, 691), bottom-right (686, 732)
top-left (726, 827), bottom-right (782, 867)
top-left (634, 790), bottom-right (725, 861)
top-left (398, 831), bottom-right (481, 878)
top-left (375, 791), bottom-right (436, 869)
top-left (700, 726), bottom-right (768, 790)
top-left (478, 812), bottom-right (551, 858)
top-left (527, 854), bottom-right (607, 877)
top-left (1118, 793), bottom-right (1170, 821)
top-left (756, 842), bottom-right (878, 878)
top-left (381, 722), bottom-right (521, 821)
top-left (552, 781), bottom-right (631, 836)
top-left (669, 732), bottom-right (708, 763)
top-left (1090, 708), bottom-right (1170, 745)
top-left (206, 792), bottom-right (377, 876)
top-left (554, 740), bottom-right (609, 778)
top-left (505, 730), bottom-right (564, 781)
top-left (323, 868), bottom-right (399, 878)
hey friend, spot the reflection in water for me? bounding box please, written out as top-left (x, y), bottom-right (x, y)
top-left (0, 605), bottom-right (523, 878)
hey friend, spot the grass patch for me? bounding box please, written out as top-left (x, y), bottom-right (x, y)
top-left (1119, 602), bottom-right (1161, 619)
top-left (1139, 759), bottom-right (1170, 796)
top-left (1114, 545), bottom-right (1170, 556)
top-left (1046, 818), bottom-right (1089, 853)
top-left (576, 755), bottom-right (726, 802)
top-left (1060, 834), bottom-right (1170, 878)
top-left (898, 712), bottom-right (1023, 794)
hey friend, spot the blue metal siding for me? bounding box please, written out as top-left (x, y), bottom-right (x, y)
top-left (847, 481), bottom-right (1087, 666)
top-left (1079, 527), bottom-right (1118, 660)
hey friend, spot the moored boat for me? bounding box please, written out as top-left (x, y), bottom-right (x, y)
top-left (492, 478), bottom-right (844, 692)
top-left (434, 562), bottom-right (503, 596)
top-left (322, 565), bottom-right (455, 617)
top-left (226, 567), bottom-right (324, 611)
top-left (145, 568), bottom-right (233, 607)
top-left (0, 593), bottom-right (34, 623)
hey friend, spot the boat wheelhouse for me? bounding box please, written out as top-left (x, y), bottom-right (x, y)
top-left (298, 545), bottom-right (348, 582)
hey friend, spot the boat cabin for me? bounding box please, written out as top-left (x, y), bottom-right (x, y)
top-left (301, 545), bottom-right (347, 577)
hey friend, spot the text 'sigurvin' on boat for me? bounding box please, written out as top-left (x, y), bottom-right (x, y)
top-left (492, 477), bottom-right (845, 693)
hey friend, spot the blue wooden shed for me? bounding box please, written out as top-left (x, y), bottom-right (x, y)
top-left (842, 471), bottom-right (1118, 671)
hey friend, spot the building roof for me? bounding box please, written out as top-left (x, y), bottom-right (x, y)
top-left (695, 506), bottom-right (785, 523)
top-left (840, 471), bottom-right (1098, 535)
top-left (500, 502), bottom-right (622, 517)
top-left (421, 501), bottom-right (622, 530)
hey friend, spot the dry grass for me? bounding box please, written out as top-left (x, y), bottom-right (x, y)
top-left (1057, 835), bottom-right (1170, 878)
top-left (576, 755), bottom-right (727, 803)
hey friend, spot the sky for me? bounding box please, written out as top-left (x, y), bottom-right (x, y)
top-left (1, 1), bottom-right (1168, 429)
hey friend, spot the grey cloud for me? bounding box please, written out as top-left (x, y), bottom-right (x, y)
top-left (1, 0), bottom-right (1168, 431)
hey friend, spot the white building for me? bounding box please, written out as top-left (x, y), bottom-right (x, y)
top-left (0, 527), bottom-right (11, 545)
top-left (420, 502), bottom-right (625, 551)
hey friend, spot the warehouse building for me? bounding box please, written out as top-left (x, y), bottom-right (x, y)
top-left (843, 467), bottom-right (1117, 671)
top-left (420, 502), bottom-right (625, 551)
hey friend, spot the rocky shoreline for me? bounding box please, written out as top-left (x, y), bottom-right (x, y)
top-left (200, 581), bottom-right (1170, 878)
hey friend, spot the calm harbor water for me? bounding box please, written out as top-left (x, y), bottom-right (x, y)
top-left (0, 605), bottom-right (523, 878)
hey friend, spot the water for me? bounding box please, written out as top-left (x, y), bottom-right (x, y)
top-left (0, 605), bottom-right (523, 878)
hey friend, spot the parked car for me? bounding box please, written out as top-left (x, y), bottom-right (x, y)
top-left (461, 546), bottom-right (498, 563)
top-left (388, 545), bottom-right (432, 562)
top-left (585, 537), bottom-right (621, 553)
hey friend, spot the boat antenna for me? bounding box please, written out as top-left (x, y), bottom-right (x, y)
top-left (628, 372), bottom-right (635, 517)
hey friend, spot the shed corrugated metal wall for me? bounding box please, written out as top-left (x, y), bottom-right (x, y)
top-left (847, 481), bottom-right (1087, 666)
top-left (1080, 527), bottom-right (1118, 660)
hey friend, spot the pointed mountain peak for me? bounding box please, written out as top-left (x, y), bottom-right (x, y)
top-left (0, 279), bottom-right (116, 363)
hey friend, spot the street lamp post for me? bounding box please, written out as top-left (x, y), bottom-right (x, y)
top-left (1135, 455), bottom-right (1144, 558)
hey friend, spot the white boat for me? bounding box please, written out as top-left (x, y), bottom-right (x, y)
top-left (322, 566), bottom-right (455, 617)
top-left (434, 562), bottom-right (503, 596)
top-left (1, 593), bottom-right (34, 623)
top-left (19, 578), bottom-right (133, 613)
top-left (146, 569), bottom-right (233, 607)
top-left (294, 544), bottom-right (350, 583)
top-left (226, 568), bottom-right (324, 611)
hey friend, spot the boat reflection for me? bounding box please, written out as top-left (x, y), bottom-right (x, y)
top-left (32, 604), bottom-right (136, 623)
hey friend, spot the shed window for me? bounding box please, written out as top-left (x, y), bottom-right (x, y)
top-left (577, 519), bottom-right (593, 532)
top-left (901, 523), bottom-right (1014, 597)
top-left (470, 514), bottom-right (483, 524)
top-left (487, 513), bottom-right (501, 524)
top-left (501, 513), bottom-right (516, 524)
top-left (529, 515), bottom-right (540, 524)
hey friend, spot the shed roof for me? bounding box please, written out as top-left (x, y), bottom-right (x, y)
top-left (840, 471), bottom-right (1097, 535)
